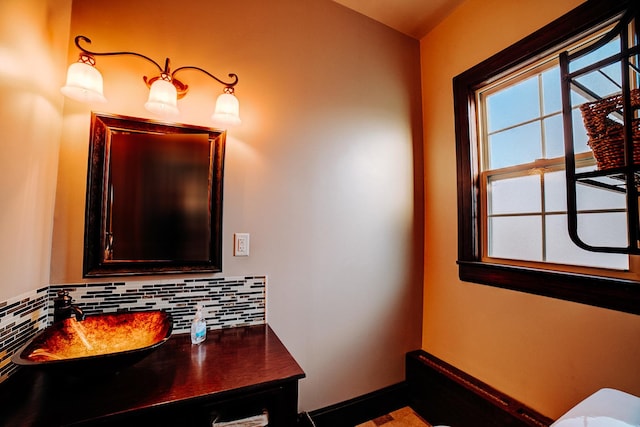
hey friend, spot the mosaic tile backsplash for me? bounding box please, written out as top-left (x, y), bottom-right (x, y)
top-left (0, 276), bottom-right (266, 383)
top-left (0, 288), bottom-right (49, 382)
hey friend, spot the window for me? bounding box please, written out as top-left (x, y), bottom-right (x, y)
top-left (480, 50), bottom-right (628, 270)
top-left (454, 0), bottom-right (640, 314)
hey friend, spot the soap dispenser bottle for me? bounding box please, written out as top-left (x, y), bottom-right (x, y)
top-left (191, 304), bottom-right (207, 345)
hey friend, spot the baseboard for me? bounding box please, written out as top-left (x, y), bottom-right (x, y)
top-left (406, 350), bottom-right (554, 427)
top-left (305, 382), bottom-right (408, 427)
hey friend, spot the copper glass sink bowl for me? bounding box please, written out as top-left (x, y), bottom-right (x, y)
top-left (12, 310), bottom-right (172, 376)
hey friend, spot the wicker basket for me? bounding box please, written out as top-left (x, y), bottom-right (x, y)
top-left (579, 88), bottom-right (640, 170)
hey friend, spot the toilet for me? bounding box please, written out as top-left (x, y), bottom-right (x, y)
top-left (550, 388), bottom-right (640, 427)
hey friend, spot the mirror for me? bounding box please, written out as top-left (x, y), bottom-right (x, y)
top-left (83, 112), bottom-right (225, 277)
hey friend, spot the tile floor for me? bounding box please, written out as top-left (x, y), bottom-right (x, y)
top-left (356, 407), bottom-right (431, 427)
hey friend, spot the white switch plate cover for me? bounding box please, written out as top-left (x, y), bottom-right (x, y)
top-left (234, 233), bottom-right (250, 256)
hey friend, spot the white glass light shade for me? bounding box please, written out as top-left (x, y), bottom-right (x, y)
top-left (144, 79), bottom-right (179, 116)
top-left (211, 92), bottom-right (241, 126)
top-left (60, 61), bottom-right (107, 103)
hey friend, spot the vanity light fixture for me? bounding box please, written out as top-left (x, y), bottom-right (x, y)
top-left (61, 35), bottom-right (241, 126)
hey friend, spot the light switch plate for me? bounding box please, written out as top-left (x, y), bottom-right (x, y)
top-left (234, 233), bottom-right (250, 256)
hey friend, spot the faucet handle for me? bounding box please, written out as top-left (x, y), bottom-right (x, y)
top-left (54, 290), bottom-right (73, 308)
top-left (56, 290), bottom-right (70, 299)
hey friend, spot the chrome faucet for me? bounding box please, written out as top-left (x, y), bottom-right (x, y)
top-left (53, 290), bottom-right (85, 322)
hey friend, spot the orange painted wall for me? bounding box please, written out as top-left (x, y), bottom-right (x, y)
top-left (420, 0), bottom-right (640, 419)
top-left (0, 0), bottom-right (71, 302)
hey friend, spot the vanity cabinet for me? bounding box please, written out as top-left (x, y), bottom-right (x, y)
top-left (0, 324), bottom-right (305, 427)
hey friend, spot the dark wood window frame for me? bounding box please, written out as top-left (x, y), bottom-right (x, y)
top-left (453, 0), bottom-right (640, 315)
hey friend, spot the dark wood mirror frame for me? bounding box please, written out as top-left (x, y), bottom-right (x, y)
top-left (83, 112), bottom-right (225, 277)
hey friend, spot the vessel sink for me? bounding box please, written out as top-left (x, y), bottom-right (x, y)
top-left (12, 310), bottom-right (172, 375)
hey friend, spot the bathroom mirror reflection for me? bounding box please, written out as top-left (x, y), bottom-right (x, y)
top-left (83, 112), bottom-right (225, 277)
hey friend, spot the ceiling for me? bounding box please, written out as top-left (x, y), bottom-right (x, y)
top-left (332, 0), bottom-right (465, 39)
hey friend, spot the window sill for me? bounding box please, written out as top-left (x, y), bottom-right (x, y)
top-left (458, 260), bottom-right (640, 315)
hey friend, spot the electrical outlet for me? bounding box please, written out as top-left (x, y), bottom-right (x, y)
top-left (234, 233), bottom-right (250, 256)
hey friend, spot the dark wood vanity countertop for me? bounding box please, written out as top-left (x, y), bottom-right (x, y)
top-left (0, 324), bottom-right (305, 427)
